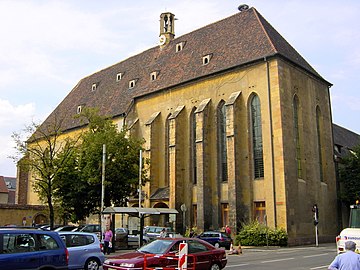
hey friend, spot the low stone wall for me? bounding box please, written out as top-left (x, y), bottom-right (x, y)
top-left (0, 204), bottom-right (47, 226)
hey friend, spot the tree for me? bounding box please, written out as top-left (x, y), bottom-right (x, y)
top-left (338, 145), bottom-right (360, 205)
top-left (11, 117), bottom-right (80, 229)
top-left (55, 108), bottom-right (148, 222)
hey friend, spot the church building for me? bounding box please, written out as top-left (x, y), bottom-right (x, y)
top-left (22, 6), bottom-right (337, 244)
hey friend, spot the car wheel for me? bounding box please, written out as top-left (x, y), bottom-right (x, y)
top-left (85, 258), bottom-right (100, 270)
top-left (214, 242), bottom-right (220, 248)
top-left (210, 263), bottom-right (221, 270)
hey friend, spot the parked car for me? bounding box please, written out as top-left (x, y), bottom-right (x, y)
top-left (144, 226), bottom-right (171, 240)
top-left (79, 224), bottom-right (101, 239)
top-left (0, 228), bottom-right (68, 270)
top-left (103, 237), bottom-right (227, 270)
top-left (197, 231), bottom-right (232, 249)
top-left (114, 228), bottom-right (150, 249)
top-left (58, 231), bottom-right (105, 270)
top-left (55, 225), bottom-right (78, 232)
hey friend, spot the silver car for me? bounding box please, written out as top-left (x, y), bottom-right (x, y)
top-left (58, 231), bottom-right (105, 270)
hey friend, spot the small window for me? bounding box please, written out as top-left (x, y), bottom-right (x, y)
top-left (129, 79), bottom-right (136, 89)
top-left (77, 105), bottom-right (82, 114)
top-left (202, 54), bottom-right (212, 65)
top-left (38, 234), bottom-right (59, 250)
top-left (92, 83), bottom-right (97, 91)
top-left (176, 42), bottom-right (185, 52)
top-left (116, 73), bottom-right (123, 81)
top-left (150, 71), bottom-right (158, 81)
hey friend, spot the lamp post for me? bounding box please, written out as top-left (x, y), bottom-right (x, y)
top-left (138, 149), bottom-right (144, 246)
top-left (101, 144), bottom-right (106, 242)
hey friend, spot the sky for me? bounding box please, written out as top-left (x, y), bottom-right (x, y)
top-left (1, 0), bottom-right (359, 177)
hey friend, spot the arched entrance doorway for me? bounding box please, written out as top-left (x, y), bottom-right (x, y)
top-left (33, 213), bottom-right (48, 226)
top-left (151, 202), bottom-right (169, 227)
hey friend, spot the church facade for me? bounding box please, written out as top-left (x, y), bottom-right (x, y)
top-left (22, 6), bottom-right (337, 244)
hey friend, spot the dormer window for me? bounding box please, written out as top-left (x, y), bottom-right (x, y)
top-left (116, 73), bottom-right (123, 81)
top-left (202, 54), bottom-right (212, 65)
top-left (92, 83), bottom-right (97, 91)
top-left (176, 42), bottom-right (186, 52)
top-left (77, 105), bottom-right (83, 114)
top-left (150, 71), bottom-right (158, 81)
top-left (129, 79), bottom-right (136, 89)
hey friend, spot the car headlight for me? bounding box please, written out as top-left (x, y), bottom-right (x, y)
top-left (120, 263), bottom-right (135, 267)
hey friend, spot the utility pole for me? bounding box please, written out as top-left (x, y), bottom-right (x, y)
top-left (138, 149), bottom-right (143, 246)
top-left (101, 144), bottom-right (106, 241)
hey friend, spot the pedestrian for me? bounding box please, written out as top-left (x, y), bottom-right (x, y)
top-left (103, 226), bottom-right (113, 255)
top-left (225, 225), bottom-right (231, 235)
top-left (189, 229), bottom-right (195, 238)
top-left (160, 228), bottom-right (167, 238)
top-left (228, 243), bottom-right (242, 255)
top-left (328, 241), bottom-right (360, 270)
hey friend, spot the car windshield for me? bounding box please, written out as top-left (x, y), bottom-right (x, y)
top-left (138, 239), bottom-right (174, 254)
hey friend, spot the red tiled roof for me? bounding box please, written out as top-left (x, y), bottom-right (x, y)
top-left (38, 7), bottom-right (329, 134)
top-left (0, 176), bottom-right (9, 193)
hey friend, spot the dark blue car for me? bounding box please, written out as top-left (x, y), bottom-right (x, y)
top-left (197, 231), bottom-right (232, 249)
top-left (0, 228), bottom-right (68, 270)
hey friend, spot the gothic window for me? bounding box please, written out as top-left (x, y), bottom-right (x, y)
top-left (190, 108), bottom-right (197, 185)
top-left (254, 201), bottom-right (266, 224)
top-left (217, 101), bottom-right (228, 182)
top-left (316, 106), bottom-right (324, 182)
top-left (221, 203), bottom-right (229, 228)
top-left (165, 114), bottom-right (171, 187)
top-left (293, 95), bottom-right (302, 179)
top-left (192, 204), bottom-right (197, 227)
top-left (250, 94), bottom-right (264, 179)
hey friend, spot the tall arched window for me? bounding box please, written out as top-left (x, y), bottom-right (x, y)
top-left (250, 94), bottom-right (264, 179)
top-left (217, 101), bottom-right (228, 182)
top-left (190, 108), bottom-right (197, 184)
top-left (316, 106), bottom-right (324, 182)
top-left (293, 95), bottom-right (302, 179)
top-left (165, 114), bottom-right (171, 186)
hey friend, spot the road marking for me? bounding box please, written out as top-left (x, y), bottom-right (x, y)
top-left (304, 253), bottom-right (329, 258)
top-left (225, 263), bottom-right (250, 267)
top-left (261, 257), bottom-right (295, 263)
top-left (310, 265), bottom-right (329, 269)
top-left (277, 250), bottom-right (297, 254)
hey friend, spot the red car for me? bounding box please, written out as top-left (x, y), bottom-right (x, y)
top-left (103, 237), bottom-right (227, 270)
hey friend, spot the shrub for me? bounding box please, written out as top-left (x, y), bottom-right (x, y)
top-left (234, 221), bottom-right (288, 247)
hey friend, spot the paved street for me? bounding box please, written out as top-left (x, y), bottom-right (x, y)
top-left (101, 243), bottom-right (337, 270)
top-left (225, 243), bottom-right (336, 270)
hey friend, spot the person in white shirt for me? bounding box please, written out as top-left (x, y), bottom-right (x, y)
top-left (328, 241), bottom-right (360, 270)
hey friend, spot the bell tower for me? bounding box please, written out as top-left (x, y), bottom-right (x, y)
top-left (159, 12), bottom-right (175, 46)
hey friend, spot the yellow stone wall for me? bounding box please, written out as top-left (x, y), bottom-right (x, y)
top-left (24, 58), bottom-right (337, 243)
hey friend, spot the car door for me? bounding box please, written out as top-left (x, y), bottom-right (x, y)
top-left (36, 233), bottom-right (66, 269)
top-left (187, 240), bottom-right (212, 270)
top-left (64, 234), bottom-right (92, 269)
top-left (0, 233), bottom-right (39, 270)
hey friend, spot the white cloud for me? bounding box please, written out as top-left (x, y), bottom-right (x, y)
top-left (0, 99), bottom-right (37, 176)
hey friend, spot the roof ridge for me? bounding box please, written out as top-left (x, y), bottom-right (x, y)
top-left (252, 8), bottom-right (277, 53)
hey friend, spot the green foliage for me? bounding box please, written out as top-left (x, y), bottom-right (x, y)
top-left (55, 108), bottom-right (148, 222)
top-left (338, 145), bottom-right (360, 205)
top-left (234, 221), bottom-right (288, 247)
top-left (11, 119), bottom-right (80, 228)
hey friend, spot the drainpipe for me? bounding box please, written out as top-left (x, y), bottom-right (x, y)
top-left (264, 57), bottom-right (277, 228)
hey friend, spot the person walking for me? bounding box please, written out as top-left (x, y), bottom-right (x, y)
top-left (328, 241), bottom-right (360, 270)
top-left (103, 227), bottom-right (113, 255)
top-left (225, 225), bottom-right (231, 235)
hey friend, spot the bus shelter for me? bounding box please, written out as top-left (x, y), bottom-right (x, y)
top-left (102, 207), bottom-right (179, 246)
